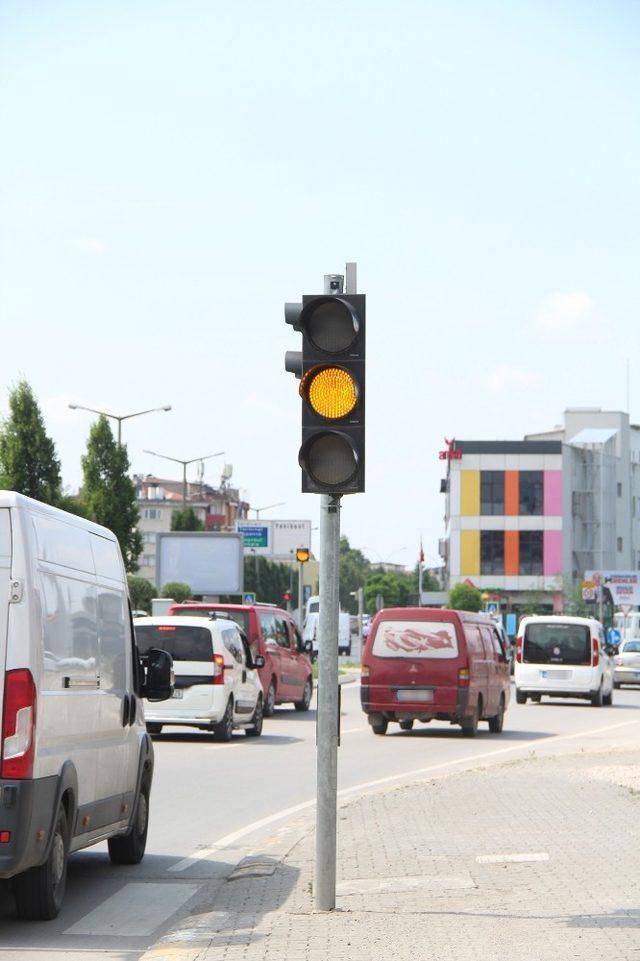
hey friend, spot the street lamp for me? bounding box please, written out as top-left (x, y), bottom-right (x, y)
top-left (69, 402), bottom-right (172, 445)
top-left (252, 502), bottom-right (285, 519)
top-left (363, 546), bottom-right (407, 566)
top-left (143, 449), bottom-right (225, 505)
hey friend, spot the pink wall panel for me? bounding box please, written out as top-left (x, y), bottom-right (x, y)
top-left (544, 471), bottom-right (562, 516)
top-left (544, 531), bottom-right (563, 576)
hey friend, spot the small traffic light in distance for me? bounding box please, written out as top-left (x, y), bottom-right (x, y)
top-left (282, 592), bottom-right (291, 602)
top-left (296, 547), bottom-right (310, 563)
top-left (285, 293), bottom-right (365, 494)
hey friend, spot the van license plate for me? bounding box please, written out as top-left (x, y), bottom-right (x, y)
top-left (396, 689), bottom-right (433, 703)
top-left (172, 689), bottom-right (184, 699)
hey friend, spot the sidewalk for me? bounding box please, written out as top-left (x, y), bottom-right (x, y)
top-left (146, 748), bottom-right (640, 961)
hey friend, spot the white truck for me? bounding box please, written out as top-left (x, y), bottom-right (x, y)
top-left (302, 596), bottom-right (352, 658)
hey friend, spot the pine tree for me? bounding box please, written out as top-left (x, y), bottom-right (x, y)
top-left (0, 380), bottom-right (62, 504)
top-left (81, 416), bottom-right (142, 572)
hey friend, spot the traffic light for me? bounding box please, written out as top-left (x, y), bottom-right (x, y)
top-left (282, 591), bottom-right (291, 603)
top-left (285, 293), bottom-right (365, 494)
top-left (296, 547), bottom-right (310, 563)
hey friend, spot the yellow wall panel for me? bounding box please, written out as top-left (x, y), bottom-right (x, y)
top-left (460, 471), bottom-right (480, 516)
top-left (460, 530), bottom-right (480, 576)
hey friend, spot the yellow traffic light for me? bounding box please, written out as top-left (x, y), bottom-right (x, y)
top-left (296, 548), bottom-right (310, 563)
top-left (301, 366), bottom-right (358, 420)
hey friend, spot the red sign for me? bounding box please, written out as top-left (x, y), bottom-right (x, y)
top-left (439, 437), bottom-right (462, 461)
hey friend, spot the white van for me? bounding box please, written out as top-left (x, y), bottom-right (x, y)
top-left (515, 615), bottom-right (615, 706)
top-left (303, 605), bottom-right (351, 658)
top-left (136, 616), bottom-right (265, 739)
top-left (0, 493), bottom-right (173, 920)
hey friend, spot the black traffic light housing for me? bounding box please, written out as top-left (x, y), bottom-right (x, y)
top-left (285, 293), bottom-right (365, 494)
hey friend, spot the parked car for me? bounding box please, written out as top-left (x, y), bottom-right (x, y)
top-left (514, 615), bottom-right (615, 705)
top-left (136, 616), bottom-right (265, 739)
top-left (361, 607), bottom-right (510, 737)
top-left (0, 492), bottom-right (173, 920)
top-left (167, 602), bottom-right (314, 715)
top-left (614, 639), bottom-right (640, 688)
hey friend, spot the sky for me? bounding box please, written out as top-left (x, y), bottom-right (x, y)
top-left (1, 0), bottom-right (640, 566)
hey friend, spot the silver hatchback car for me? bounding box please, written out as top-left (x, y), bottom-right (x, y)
top-left (614, 639), bottom-right (640, 688)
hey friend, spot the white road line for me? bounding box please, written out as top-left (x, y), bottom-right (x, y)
top-left (168, 716), bottom-right (640, 871)
top-left (476, 852), bottom-right (549, 864)
top-left (65, 882), bottom-right (200, 936)
top-left (341, 727), bottom-right (367, 734)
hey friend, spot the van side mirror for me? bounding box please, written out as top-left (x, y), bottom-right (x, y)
top-left (141, 648), bottom-right (174, 702)
top-left (253, 654), bottom-right (265, 668)
top-left (304, 639), bottom-right (313, 654)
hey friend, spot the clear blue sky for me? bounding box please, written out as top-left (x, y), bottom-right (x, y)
top-left (1, 1), bottom-right (639, 565)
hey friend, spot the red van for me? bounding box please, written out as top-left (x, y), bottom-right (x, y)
top-left (361, 607), bottom-right (510, 737)
top-left (167, 602), bottom-right (314, 716)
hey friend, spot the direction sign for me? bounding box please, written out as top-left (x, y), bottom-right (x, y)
top-left (608, 628), bottom-right (621, 646)
top-left (236, 524), bottom-right (269, 551)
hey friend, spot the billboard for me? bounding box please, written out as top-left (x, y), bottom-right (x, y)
top-left (235, 519), bottom-right (311, 560)
top-left (156, 532), bottom-right (244, 595)
top-left (586, 571), bottom-right (640, 609)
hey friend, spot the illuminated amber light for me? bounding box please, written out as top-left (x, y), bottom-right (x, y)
top-left (304, 367), bottom-right (357, 420)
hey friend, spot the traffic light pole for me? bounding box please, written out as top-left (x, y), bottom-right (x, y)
top-left (297, 560), bottom-right (304, 629)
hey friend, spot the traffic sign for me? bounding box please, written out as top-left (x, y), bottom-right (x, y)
top-left (243, 592), bottom-right (256, 605)
top-left (608, 628), bottom-right (621, 646)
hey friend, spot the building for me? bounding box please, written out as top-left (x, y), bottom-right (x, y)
top-left (134, 473), bottom-right (250, 584)
top-left (440, 409), bottom-right (640, 612)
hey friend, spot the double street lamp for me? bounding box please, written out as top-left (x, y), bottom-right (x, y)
top-left (69, 402), bottom-right (172, 445)
top-left (143, 449), bottom-right (225, 505)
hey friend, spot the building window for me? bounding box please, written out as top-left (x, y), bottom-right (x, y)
top-left (144, 508), bottom-right (163, 520)
top-left (480, 471), bottom-right (504, 515)
top-left (519, 531), bottom-right (543, 575)
top-left (617, 536), bottom-right (623, 552)
top-left (480, 531), bottom-right (504, 575)
top-left (142, 531), bottom-right (156, 544)
top-left (519, 471), bottom-right (543, 515)
top-left (141, 554), bottom-right (154, 567)
top-left (617, 482), bottom-right (622, 497)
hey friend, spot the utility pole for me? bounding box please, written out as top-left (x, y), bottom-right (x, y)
top-left (356, 586), bottom-right (364, 658)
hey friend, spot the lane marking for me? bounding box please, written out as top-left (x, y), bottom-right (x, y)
top-left (476, 852), bottom-right (549, 864)
top-left (168, 715), bottom-right (640, 870)
top-left (65, 882), bottom-right (200, 936)
top-left (341, 727), bottom-right (367, 734)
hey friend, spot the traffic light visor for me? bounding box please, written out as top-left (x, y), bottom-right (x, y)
top-left (301, 366), bottom-right (358, 420)
top-left (304, 298), bottom-right (359, 353)
top-left (299, 432), bottom-right (359, 488)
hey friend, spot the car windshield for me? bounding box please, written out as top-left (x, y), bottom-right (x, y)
top-left (170, 607), bottom-right (249, 634)
top-left (135, 624), bottom-right (213, 661)
top-left (523, 623), bottom-right (591, 665)
top-left (621, 640), bottom-right (640, 653)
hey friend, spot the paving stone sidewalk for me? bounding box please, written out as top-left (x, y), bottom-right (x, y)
top-left (147, 749), bottom-right (640, 961)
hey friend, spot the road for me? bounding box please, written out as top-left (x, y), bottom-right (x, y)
top-left (2, 680), bottom-right (640, 959)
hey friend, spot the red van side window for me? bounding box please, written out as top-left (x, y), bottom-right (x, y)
top-left (464, 625), bottom-right (483, 653)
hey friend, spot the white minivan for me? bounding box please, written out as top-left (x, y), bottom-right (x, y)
top-left (137, 616), bottom-right (265, 739)
top-left (515, 615), bottom-right (615, 706)
top-left (0, 493), bottom-right (173, 920)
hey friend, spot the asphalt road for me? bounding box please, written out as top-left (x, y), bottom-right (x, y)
top-left (2, 680), bottom-right (640, 960)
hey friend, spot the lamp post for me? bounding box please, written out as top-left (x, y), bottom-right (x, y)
top-left (143, 450), bottom-right (225, 505)
top-left (69, 403), bottom-right (172, 445)
top-left (250, 503), bottom-right (285, 586)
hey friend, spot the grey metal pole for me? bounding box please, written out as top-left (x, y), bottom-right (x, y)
top-left (357, 586), bottom-right (364, 658)
top-left (298, 561), bottom-right (304, 629)
top-left (315, 491), bottom-right (341, 911)
top-left (183, 462), bottom-right (187, 506)
top-left (117, 418), bottom-right (122, 446)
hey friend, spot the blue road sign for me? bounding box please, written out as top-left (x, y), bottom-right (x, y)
top-left (608, 628), bottom-right (621, 646)
top-left (243, 592), bottom-right (257, 605)
top-left (506, 613), bottom-right (517, 636)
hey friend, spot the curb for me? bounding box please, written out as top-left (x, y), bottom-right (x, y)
top-left (313, 672), bottom-right (359, 689)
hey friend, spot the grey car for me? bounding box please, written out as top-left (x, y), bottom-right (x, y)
top-left (614, 639), bottom-right (640, 688)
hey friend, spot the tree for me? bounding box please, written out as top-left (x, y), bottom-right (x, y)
top-left (160, 581), bottom-right (192, 603)
top-left (449, 582), bottom-right (482, 612)
top-left (242, 557), bottom-right (298, 608)
top-left (171, 507), bottom-right (204, 531)
top-left (0, 380), bottom-right (62, 504)
top-left (81, 416), bottom-right (142, 572)
top-left (364, 571), bottom-right (410, 614)
top-left (127, 575), bottom-right (156, 611)
top-left (339, 536), bottom-right (371, 613)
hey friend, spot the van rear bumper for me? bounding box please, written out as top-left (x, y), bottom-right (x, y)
top-left (0, 775), bottom-right (59, 879)
top-left (361, 683), bottom-right (468, 719)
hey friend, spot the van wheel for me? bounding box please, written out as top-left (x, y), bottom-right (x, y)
top-left (215, 699), bottom-right (234, 741)
top-left (603, 688), bottom-right (613, 706)
top-left (264, 680), bottom-right (277, 717)
top-left (461, 704), bottom-right (479, 738)
top-left (530, 694), bottom-right (542, 703)
top-left (614, 682), bottom-right (621, 689)
top-left (108, 779), bottom-right (150, 865)
top-left (13, 804), bottom-right (69, 920)
top-left (245, 696), bottom-right (263, 737)
top-left (488, 696), bottom-right (505, 733)
top-left (399, 720), bottom-right (414, 731)
top-left (294, 678), bottom-right (313, 712)
top-left (146, 723), bottom-right (162, 735)
top-left (515, 689), bottom-right (527, 705)
top-left (591, 684), bottom-right (604, 707)
top-left (370, 715), bottom-right (388, 735)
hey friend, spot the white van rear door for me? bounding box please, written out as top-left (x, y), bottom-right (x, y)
top-left (0, 510), bottom-right (11, 720)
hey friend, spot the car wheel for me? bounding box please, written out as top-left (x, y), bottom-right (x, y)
top-left (245, 696), bottom-right (263, 737)
top-left (515, 689), bottom-right (527, 705)
top-left (488, 696), bottom-right (505, 733)
top-left (13, 804), bottom-right (69, 920)
top-left (603, 687), bottom-right (613, 706)
top-left (108, 778), bottom-right (150, 865)
top-left (146, 723), bottom-right (163, 735)
top-left (399, 720), bottom-right (414, 731)
top-left (294, 678), bottom-right (313, 712)
top-left (591, 683), bottom-right (604, 707)
top-left (614, 682), bottom-right (621, 689)
top-left (461, 703), bottom-right (479, 737)
top-left (264, 679), bottom-right (276, 717)
top-left (370, 715), bottom-right (388, 735)
top-left (215, 698), bottom-right (234, 741)
top-left (530, 694), bottom-right (542, 703)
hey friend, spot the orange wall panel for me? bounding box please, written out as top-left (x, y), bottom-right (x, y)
top-left (504, 530), bottom-right (519, 576)
top-left (505, 471), bottom-right (519, 516)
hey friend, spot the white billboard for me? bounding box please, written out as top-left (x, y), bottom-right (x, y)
top-left (235, 519), bottom-right (311, 560)
top-left (586, 571), bottom-right (640, 609)
top-left (156, 532), bottom-right (244, 595)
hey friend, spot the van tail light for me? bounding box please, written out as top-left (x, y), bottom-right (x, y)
top-left (361, 665), bottom-right (370, 680)
top-left (516, 638), bottom-right (523, 664)
top-left (592, 638), bottom-right (600, 667)
top-left (212, 654), bottom-right (225, 685)
top-left (1, 669), bottom-right (37, 780)
top-left (458, 668), bottom-right (470, 688)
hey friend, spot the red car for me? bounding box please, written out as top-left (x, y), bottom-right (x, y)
top-left (361, 607), bottom-right (510, 737)
top-left (167, 602), bottom-right (313, 715)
